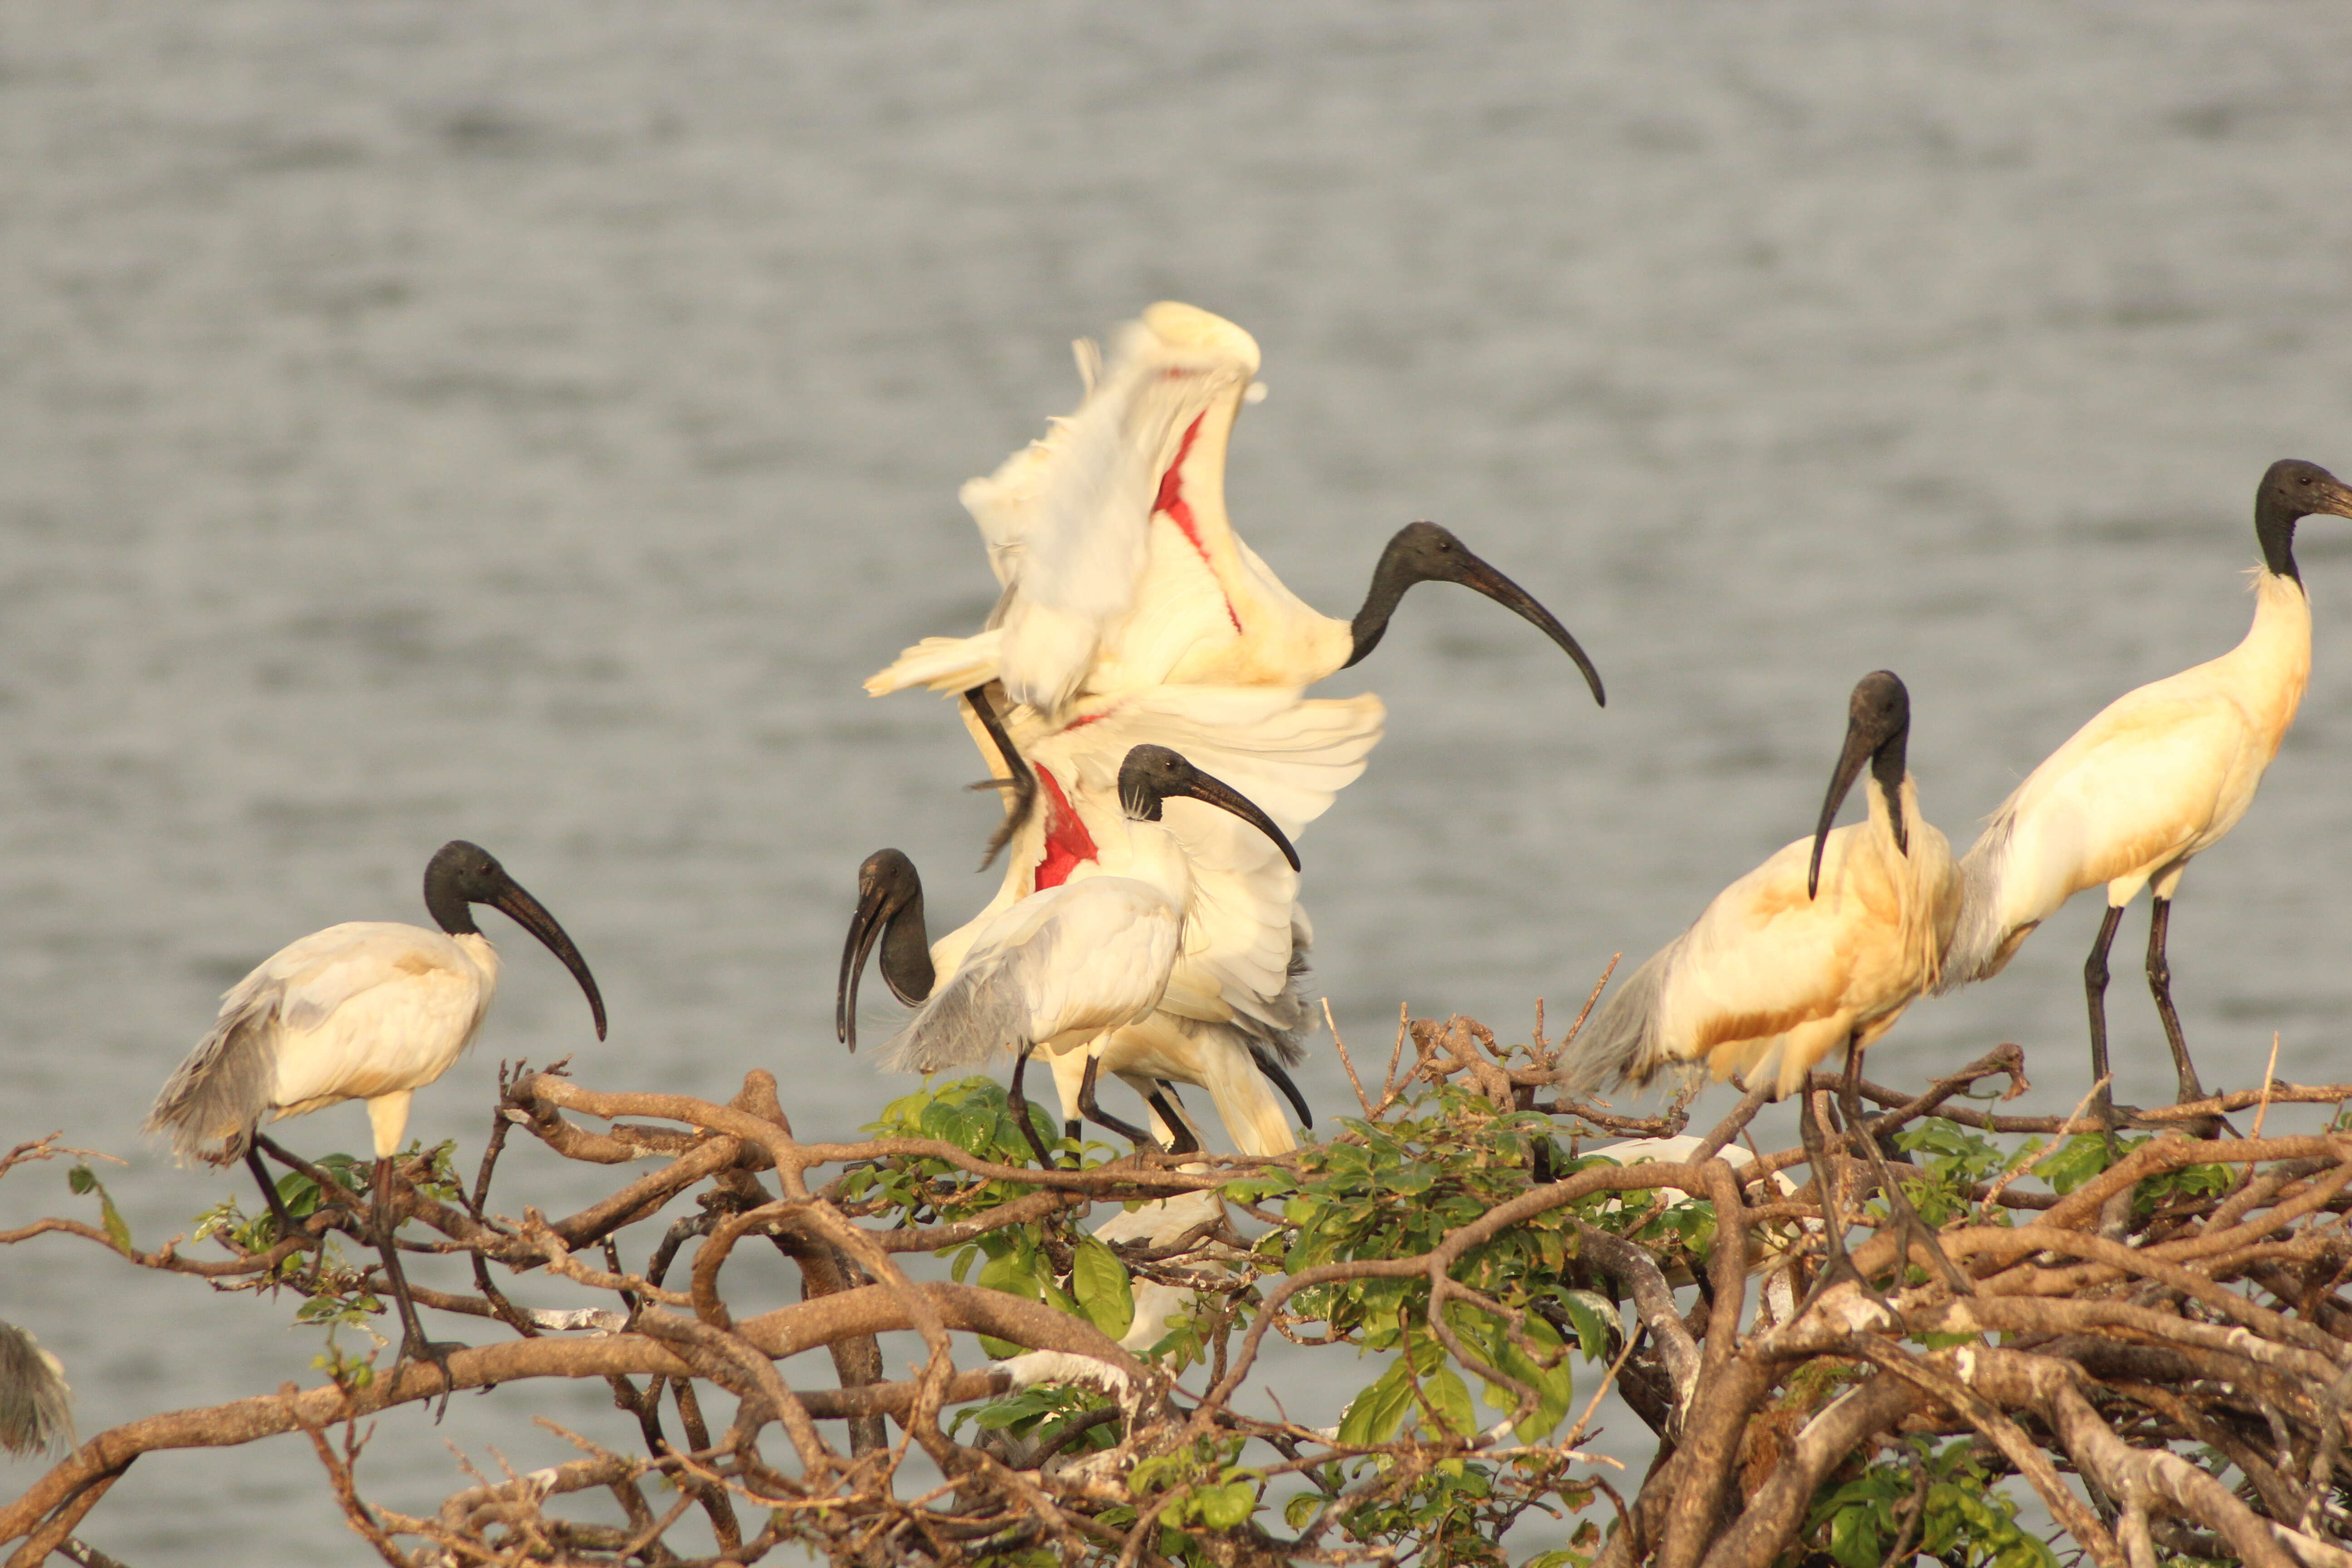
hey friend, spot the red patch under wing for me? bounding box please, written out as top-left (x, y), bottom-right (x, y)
top-left (1032, 767), bottom-right (1099, 892)
top-left (1152, 412), bottom-right (1243, 634)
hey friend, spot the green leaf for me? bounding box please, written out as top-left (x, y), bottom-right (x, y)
top-left (2039, 1132), bottom-right (2132, 1196)
top-left (98, 1191), bottom-right (132, 1254)
top-left (1553, 1290), bottom-right (1617, 1362)
top-left (67, 1165), bottom-right (96, 1196)
top-left (1192, 1480), bottom-right (1256, 1530)
top-left (1421, 1365), bottom-right (1477, 1439)
top-left (1336, 1361), bottom-right (1416, 1446)
top-left (976, 1250), bottom-right (1038, 1302)
top-left (1070, 1237), bottom-right (1135, 1343)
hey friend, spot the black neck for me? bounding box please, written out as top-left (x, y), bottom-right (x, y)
top-left (423, 872), bottom-right (479, 936)
top-left (1343, 554), bottom-right (1414, 668)
top-left (2257, 489), bottom-right (2303, 585)
top-left (881, 890), bottom-right (935, 1004)
top-left (1871, 730), bottom-right (1908, 850)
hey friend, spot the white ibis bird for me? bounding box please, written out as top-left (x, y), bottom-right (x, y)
top-left (1941, 460), bottom-right (2352, 1121)
top-left (841, 686), bottom-right (1378, 1154)
top-left (865, 301), bottom-right (1602, 721)
top-left (876, 746), bottom-right (1300, 1166)
top-left (0, 1321), bottom-right (71, 1457)
top-left (840, 854), bottom-right (1308, 1158)
top-left (148, 840), bottom-right (606, 1368)
top-left (1562, 673), bottom-right (1963, 1293)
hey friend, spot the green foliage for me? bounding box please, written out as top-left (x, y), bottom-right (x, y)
top-left (838, 1077), bottom-right (1081, 1228)
top-left (1068, 1235), bottom-right (1135, 1343)
top-left (2029, 1130), bottom-right (2231, 1215)
top-left (1129, 1434), bottom-right (1264, 1545)
top-left (950, 1382), bottom-right (1117, 1458)
top-left (1272, 1083), bottom-right (1622, 1348)
top-left (1890, 1120), bottom-right (2036, 1227)
top-left (2036, 1132), bottom-right (2117, 1197)
top-left (67, 1163), bottom-right (132, 1254)
top-left (1807, 1436), bottom-right (2058, 1568)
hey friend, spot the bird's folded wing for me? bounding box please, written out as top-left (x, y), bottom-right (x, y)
top-left (884, 883), bottom-right (1179, 1073)
top-left (1654, 837), bottom-right (1876, 1061)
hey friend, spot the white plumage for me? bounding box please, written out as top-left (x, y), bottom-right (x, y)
top-left (156, 922), bottom-right (502, 1163)
top-left (847, 687), bottom-right (1376, 1155)
top-left (1563, 673), bottom-right (1965, 1294)
top-left (867, 302), bottom-right (1601, 715)
top-left (1940, 459), bottom-right (2352, 1112)
top-left (1945, 569), bottom-right (2310, 985)
top-left (1565, 673), bottom-right (1956, 1102)
top-left (878, 746), bottom-right (1300, 1161)
top-left (146, 840), bottom-right (605, 1369)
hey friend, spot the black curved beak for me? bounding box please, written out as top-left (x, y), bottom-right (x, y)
top-left (2320, 480), bottom-right (2352, 522)
top-left (838, 850), bottom-right (931, 1053)
top-left (1446, 547), bottom-right (1607, 708)
top-left (1169, 769), bottom-right (1302, 872)
top-left (838, 896), bottom-right (882, 1053)
top-left (486, 879), bottom-right (608, 1039)
top-left (1808, 727), bottom-right (1907, 900)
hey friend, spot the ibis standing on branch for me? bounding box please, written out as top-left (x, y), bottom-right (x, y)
top-left (839, 847), bottom-right (1312, 1157)
top-left (1940, 460), bottom-right (2352, 1122)
top-left (147, 840), bottom-right (607, 1369)
top-left (876, 745), bottom-right (1301, 1166)
top-left (841, 684), bottom-right (1380, 1155)
top-left (1561, 672), bottom-right (1965, 1294)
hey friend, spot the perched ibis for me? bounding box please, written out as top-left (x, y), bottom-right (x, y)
top-left (147, 840), bottom-right (606, 1370)
top-left (1562, 672), bottom-right (1964, 1294)
top-left (842, 685), bottom-right (1378, 1155)
top-left (875, 746), bottom-right (1300, 1165)
top-left (1941, 460), bottom-right (2352, 1121)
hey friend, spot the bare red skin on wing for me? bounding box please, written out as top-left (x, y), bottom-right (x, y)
top-left (1152, 412), bottom-right (1244, 634)
top-left (1033, 766), bottom-right (1100, 891)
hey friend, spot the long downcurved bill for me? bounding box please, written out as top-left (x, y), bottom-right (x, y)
top-left (1451, 551), bottom-right (1606, 707)
top-left (837, 875), bottom-right (894, 1052)
top-left (1170, 769), bottom-right (1302, 872)
top-left (1808, 727), bottom-right (1904, 901)
top-left (488, 882), bottom-right (608, 1039)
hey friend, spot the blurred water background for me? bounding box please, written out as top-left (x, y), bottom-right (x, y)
top-left (7, 2), bottom-right (2352, 1558)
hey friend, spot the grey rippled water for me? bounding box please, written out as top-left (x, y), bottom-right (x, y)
top-left (6, 3), bottom-right (2352, 1558)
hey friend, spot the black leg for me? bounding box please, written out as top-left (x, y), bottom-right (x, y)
top-left (1793, 1082), bottom-right (1878, 1315)
top-left (2084, 903), bottom-right (2126, 1140)
top-left (963, 685), bottom-right (1038, 871)
top-left (371, 1156), bottom-right (461, 1416)
top-left (2145, 897), bottom-right (2207, 1106)
top-left (244, 1143), bottom-right (301, 1243)
top-left (1006, 1043), bottom-right (1054, 1167)
top-left (1836, 1041), bottom-right (1973, 1298)
top-left (1075, 1053), bottom-right (1154, 1148)
top-left (1143, 1084), bottom-right (1200, 1156)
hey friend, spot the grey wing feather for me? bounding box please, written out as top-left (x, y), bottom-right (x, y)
top-left (0, 1322), bottom-right (73, 1457)
top-left (878, 950), bottom-right (1041, 1075)
top-left (1556, 942), bottom-right (1680, 1096)
top-left (1230, 936), bottom-right (1312, 1068)
top-left (1936, 805), bottom-right (2018, 994)
top-left (146, 980), bottom-right (283, 1165)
